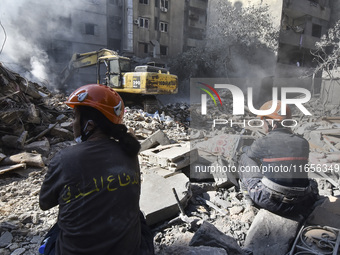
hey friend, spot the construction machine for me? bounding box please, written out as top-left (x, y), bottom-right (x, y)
top-left (60, 48), bottom-right (178, 111)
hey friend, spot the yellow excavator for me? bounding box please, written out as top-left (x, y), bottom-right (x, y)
top-left (60, 48), bottom-right (178, 111)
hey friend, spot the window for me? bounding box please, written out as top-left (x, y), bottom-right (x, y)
top-left (85, 23), bottom-right (95, 35)
top-left (160, 45), bottom-right (167, 56)
top-left (160, 0), bottom-right (169, 11)
top-left (139, 0), bottom-right (148, 4)
top-left (139, 18), bottom-right (149, 28)
top-left (159, 22), bottom-right (168, 32)
top-left (109, 16), bottom-right (122, 26)
top-left (312, 24), bottom-right (322, 38)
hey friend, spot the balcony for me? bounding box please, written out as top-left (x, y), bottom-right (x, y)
top-left (279, 30), bottom-right (320, 50)
top-left (284, 0), bottom-right (331, 21)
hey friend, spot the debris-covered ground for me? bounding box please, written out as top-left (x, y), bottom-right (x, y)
top-left (1, 63), bottom-right (340, 255)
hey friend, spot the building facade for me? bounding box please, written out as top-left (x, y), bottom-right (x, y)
top-left (225, 0), bottom-right (339, 95)
top-left (124, 0), bottom-right (208, 61)
top-left (47, 0), bottom-right (208, 89)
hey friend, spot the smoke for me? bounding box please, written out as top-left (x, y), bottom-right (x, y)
top-left (0, 0), bottom-right (83, 90)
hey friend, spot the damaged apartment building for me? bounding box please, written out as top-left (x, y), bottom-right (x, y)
top-left (43, 0), bottom-right (209, 89)
top-left (12, 0), bottom-right (339, 97)
top-left (225, 0), bottom-right (340, 103)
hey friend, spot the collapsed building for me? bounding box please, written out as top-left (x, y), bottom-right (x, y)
top-left (0, 62), bottom-right (340, 254)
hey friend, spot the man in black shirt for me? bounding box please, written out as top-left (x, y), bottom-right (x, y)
top-left (40, 84), bottom-right (153, 255)
top-left (238, 100), bottom-right (318, 216)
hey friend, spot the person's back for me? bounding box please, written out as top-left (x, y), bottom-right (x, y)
top-left (40, 139), bottom-right (141, 254)
top-left (238, 100), bottom-right (318, 216)
top-left (39, 84), bottom-right (153, 255)
top-left (243, 128), bottom-right (310, 187)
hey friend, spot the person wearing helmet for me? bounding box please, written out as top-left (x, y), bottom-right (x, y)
top-left (238, 100), bottom-right (318, 216)
top-left (39, 84), bottom-right (154, 255)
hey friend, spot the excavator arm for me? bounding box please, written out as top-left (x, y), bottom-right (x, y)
top-left (60, 48), bottom-right (119, 86)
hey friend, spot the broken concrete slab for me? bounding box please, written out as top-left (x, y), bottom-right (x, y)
top-left (160, 245), bottom-right (228, 255)
top-left (24, 138), bottom-right (50, 156)
top-left (0, 152), bottom-right (44, 168)
top-left (146, 166), bottom-right (181, 178)
top-left (0, 231), bottom-right (13, 248)
top-left (140, 172), bottom-right (191, 226)
top-left (191, 135), bottom-right (255, 187)
top-left (49, 126), bottom-right (74, 141)
top-left (307, 196), bottom-right (340, 229)
top-left (140, 143), bottom-right (198, 171)
top-left (189, 221), bottom-right (244, 255)
top-left (140, 130), bottom-right (171, 151)
top-left (189, 150), bottom-right (215, 181)
top-left (0, 153), bottom-right (6, 162)
top-left (1, 135), bottom-right (19, 149)
top-left (244, 209), bottom-right (302, 255)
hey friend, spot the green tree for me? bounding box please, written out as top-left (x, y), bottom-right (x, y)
top-left (312, 19), bottom-right (340, 79)
top-left (170, 1), bottom-right (279, 80)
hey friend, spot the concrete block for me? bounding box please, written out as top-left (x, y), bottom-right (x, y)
top-left (189, 150), bottom-right (215, 181)
top-left (140, 143), bottom-right (198, 171)
top-left (146, 166), bottom-right (181, 178)
top-left (189, 221), bottom-right (244, 255)
top-left (49, 125), bottom-right (73, 140)
top-left (140, 173), bottom-right (191, 225)
top-left (192, 135), bottom-right (254, 187)
top-left (307, 196), bottom-right (340, 229)
top-left (24, 138), bottom-right (50, 156)
top-left (0, 231), bottom-right (13, 248)
top-left (244, 209), bottom-right (302, 255)
top-left (140, 130), bottom-right (171, 151)
top-left (161, 245), bottom-right (228, 255)
top-left (1, 135), bottom-right (19, 149)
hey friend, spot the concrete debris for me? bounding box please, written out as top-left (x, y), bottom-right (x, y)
top-left (307, 196), bottom-right (340, 229)
top-left (0, 152), bottom-right (44, 168)
top-left (0, 63), bottom-right (340, 254)
top-left (0, 231), bottom-right (13, 248)
top-left (140, 172), bottom-right (191, 226)
top-left (140, 129), bottom-right (171, 152)
top-left (160, 245), bottom-right (228, 255)
top-left (140, 143), bottom-right (198, 171)
top-left (189, 221), bottom-right (245, 255)
top-left (243, 209), bottom-right (303, 255)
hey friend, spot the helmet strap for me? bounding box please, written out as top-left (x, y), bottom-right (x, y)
top-left (80, 120), bottom-right (96, 142)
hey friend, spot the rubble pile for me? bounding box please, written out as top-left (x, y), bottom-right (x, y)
top-left (0, 62), bottom-right (340, 255)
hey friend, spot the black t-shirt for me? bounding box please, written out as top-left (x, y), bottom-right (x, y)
top-left (243, 128), bottom-right (310, 187)
top-left (40, 139), bottom-right (141, 255)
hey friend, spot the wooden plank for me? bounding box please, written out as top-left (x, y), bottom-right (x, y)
top-left (0, 163), bottom-right (26, 175)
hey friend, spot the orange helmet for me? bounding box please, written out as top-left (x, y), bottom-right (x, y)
top-left (65, 84), bottom-right (124, 124)
top-left (257, 100), bottom-right (291, 121)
